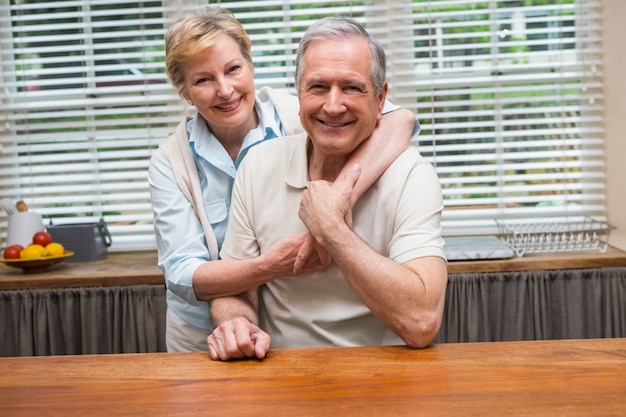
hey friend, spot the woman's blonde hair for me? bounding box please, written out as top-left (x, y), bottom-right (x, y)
top-left (165, 7), bottom-right (253, 96)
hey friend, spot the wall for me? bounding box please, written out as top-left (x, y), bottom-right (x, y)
top-left (603, 0), bottom-right (626, 250)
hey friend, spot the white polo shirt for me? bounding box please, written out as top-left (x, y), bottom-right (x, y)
top-left (220, 135), bottom-right (446, 348)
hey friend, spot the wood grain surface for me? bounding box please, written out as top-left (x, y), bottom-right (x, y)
top-left (2, 248), bottom-right (626, 291)
top-left (0, 338), bottom-right (624, 416)
top-left (447, 246), bottom-right (626, 273)
top-left (0, 251), bottom-right (163, 290)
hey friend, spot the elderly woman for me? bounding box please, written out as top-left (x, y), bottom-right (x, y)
top-left (148, 7), bottom-right (417, 352)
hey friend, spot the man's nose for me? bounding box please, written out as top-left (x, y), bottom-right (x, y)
top-left (323, 87), bottom-right (347, 115)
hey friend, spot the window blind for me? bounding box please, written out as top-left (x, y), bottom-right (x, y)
top-left (0, 0), bottom-right (606, 251)
top-left (403, 0), bottom-right (606, 235)
top-left (0, 0), bottom-right (196, 250)
top-left (219, 0), bottom-right (606, 236)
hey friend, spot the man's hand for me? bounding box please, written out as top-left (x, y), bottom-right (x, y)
top-left (207, 317), bottom-right (271, 361)
top-left (299, 164), bottom-right (361, 245)
top-left (293, 166), bottom-right (360, 274)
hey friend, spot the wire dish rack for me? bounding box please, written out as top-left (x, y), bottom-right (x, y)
top-left (495, 217), bottom-right (616, 257)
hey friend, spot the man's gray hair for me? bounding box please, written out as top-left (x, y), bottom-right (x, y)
top-left (295, 17), bottom-right (387, 94)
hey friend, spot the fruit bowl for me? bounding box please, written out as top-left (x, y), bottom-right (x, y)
top-left (1, 251), bottom-right (74, 273)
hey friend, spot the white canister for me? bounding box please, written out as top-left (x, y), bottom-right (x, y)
top-left (7, 212), bottom-right (45, 247)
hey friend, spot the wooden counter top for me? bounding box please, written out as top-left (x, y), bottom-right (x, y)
top-left (447, 245), bottom-right (626, 273)
top-left (2, 247), bottom-right (626, 291)
top-left (0, 251), bottom-right (163, 290)
top-left (0, 338), bottom-right (624, 416)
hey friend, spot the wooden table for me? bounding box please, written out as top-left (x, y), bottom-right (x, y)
top-left (0, 338), bottom-right (624, 416)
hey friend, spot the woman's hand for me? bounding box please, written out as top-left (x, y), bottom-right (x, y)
top-left (292, 232), bottom-right (332, 275)
top-left (261, 232), bottom-right (330, 276)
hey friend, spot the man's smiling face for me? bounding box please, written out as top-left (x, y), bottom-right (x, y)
top-left (297, 36), bottom-right (387, 159)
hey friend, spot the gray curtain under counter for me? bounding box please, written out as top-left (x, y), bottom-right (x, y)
top-left (1, 285), bottom-right (166, 357)
top-left (1, 267), bottom-right (625, 357)
top-left (437, 267), bottom-right (626, 343)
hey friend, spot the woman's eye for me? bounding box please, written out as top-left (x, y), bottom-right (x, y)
top-left (228, 65), bottom-right (241, 74)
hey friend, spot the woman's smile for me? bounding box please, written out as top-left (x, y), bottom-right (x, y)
top-left (215, 96), bottom-right (243, 112)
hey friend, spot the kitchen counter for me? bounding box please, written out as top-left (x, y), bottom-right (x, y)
top-left (3, 247), bottom-right (626, 290)
top-left (0, 251), bottom-right (163, 290)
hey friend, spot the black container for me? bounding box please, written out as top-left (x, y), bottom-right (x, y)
top-left (47, 218), bottom-right (112, 262)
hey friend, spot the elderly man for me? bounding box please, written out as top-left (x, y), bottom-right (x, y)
top-left (207, 17), bottom-right (448, 360)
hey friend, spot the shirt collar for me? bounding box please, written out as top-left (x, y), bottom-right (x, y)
top-left (187, 95), bottom-right (284, 166)
top-left (284, 134), bottom-right (310, 190)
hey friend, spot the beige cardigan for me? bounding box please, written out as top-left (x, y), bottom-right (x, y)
top-left (158, 87), bottom-right (303, 260)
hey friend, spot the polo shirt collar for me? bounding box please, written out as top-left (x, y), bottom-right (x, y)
top-left (285, 134), bottom-right (310, 190)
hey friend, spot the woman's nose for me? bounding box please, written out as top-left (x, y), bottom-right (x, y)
top-left (215, 77), bottom-right (234, 98)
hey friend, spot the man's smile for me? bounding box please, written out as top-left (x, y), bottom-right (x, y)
top-left (318, 119), bottom-right (353, 127)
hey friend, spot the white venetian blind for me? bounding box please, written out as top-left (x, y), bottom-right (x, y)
top-left (0, 0), bottom-right (606, 251)
top-left (216, 0), bottom-right (607, 236)
top-left (400, 0), bottom-right (606, 235)
top-left (0, 0), bottom-right (194, 250)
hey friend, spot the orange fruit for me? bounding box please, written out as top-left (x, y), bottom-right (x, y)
top-left (45, 242), bottom-right (65, 257)
top-left (20, 244), bottom-right (46, 259)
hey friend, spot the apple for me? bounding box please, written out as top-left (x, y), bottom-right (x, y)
top-left (3, 244), bottom-right (23, 259)
top-left (32, 231), bottom-right (53, 247)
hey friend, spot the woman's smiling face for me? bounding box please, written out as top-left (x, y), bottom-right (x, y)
top-left (182, 34), bottom-right (257, 139)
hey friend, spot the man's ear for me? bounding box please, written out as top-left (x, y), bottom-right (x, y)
top-left (378, 82), bottom-right (388, 113)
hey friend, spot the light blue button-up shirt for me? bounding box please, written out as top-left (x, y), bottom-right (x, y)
top-left (148, 97), bottom-right (284, 330)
